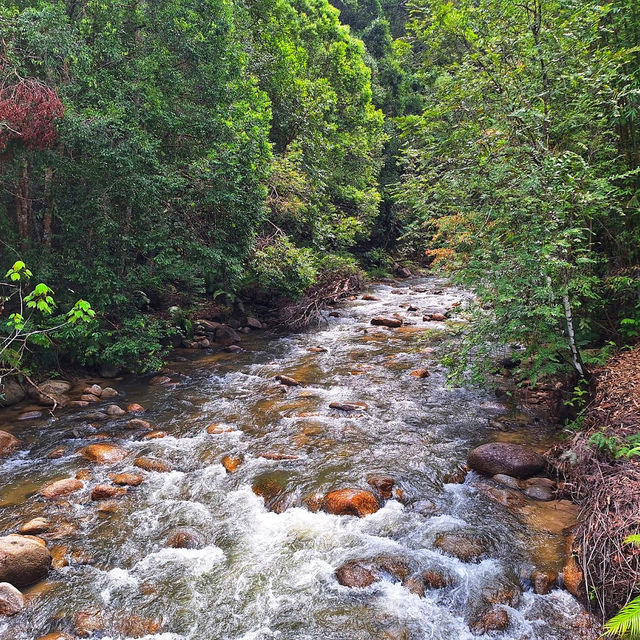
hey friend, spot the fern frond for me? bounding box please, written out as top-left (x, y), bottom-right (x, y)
top-left (604, 596), bottom-right (640, 638)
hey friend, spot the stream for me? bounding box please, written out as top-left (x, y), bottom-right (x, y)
top-left (0, 277), bottom-right (593, 639)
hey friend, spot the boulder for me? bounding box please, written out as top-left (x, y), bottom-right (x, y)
top-left (467, 443), bottom-right (545, 479)
top-left (434, 533), bottom-right (486, 562)
top-left (91, 484), bottom-right (127, 500)
top-left (252, 474), bottom-right (290, 514)
top-left (105, 404), bottom-right (126, 417)
top-left (79, 444), bottom-right (127, 465)
top-left (125, 418), bottom-right (152, 430)
top-left (83, 384), bottom-right (102, 396)
top-left (19, 518), bottom-right (50, 535)
top-left (80, 394), bottom-right (100, 403)
top-left (110, 473), bottom-right (143, 487)
top-left (371, 316), bottom-right (402, 328)
top-left (215, 325), bottom-right (240, 346)
top-left (410, 368), bottom-right (430, 378)
top-left (423, 570), bottom-right (448, 589)
top-left (532, 570), bottom-right (557, 595)
top-left (0, 582), bottom-right (24, 616)
top-left (492, 474), bottom-right (521, 490)
top-left (403, 577), bottom-right (425, 597)
top-left (144, 430), bottom-right (166, 439)
top-left (167, 528), bottom-right (205, 549)
top-left (0, 431), bottom-right (20, 457)
top-left (424, 313), bottom-right (447, 322)
top-left (323, 489), bottom-right (380, 518)
top-left (523, 484), bottom-right (554, 501)
top-left (335, 562), bottom-right (377, 588)
top-left (225, 344), bottom-right (243, 353)
top-left (275, 375), bottom-right (300, 387)
top-left (126, 403), bottom-right (145, 413)
top-left (0, 377), bottom-right (26, 407)
top-left (470, 607), bottom-right (509, 635)
top-left (221, 455), bottom-right (243, 473)
top-left (39, 478), bottom-right (84, 499)
top-left (134, 457), bottom-right (171, 472)
top-left (362, 294), bottom-right (380, 301)
top-left (374, 556), bottom-right (409, 582)
top-left (100, 387), bottom-right (118, 398)
top-left (366, 475), bottom-right (395, 500)
top-left (0, 534), bottom-right (52, 586)
top-left (246, 317), bottom-right (263, 329)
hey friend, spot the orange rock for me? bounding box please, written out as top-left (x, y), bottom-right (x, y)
top-left (366, 475), bottom-right (395, 499)
top-left (39, 478), bottom-right (84, 499)
top-left (125, 418), bottom-right (152, 430)
top-left (19, 517), bottom-right (51, 535)
top-left (50, 545), bottom-right (69, 569)
top-left (323, 489), bottom-right (380, 517)
top-left (74, 609), bottom-right (105, 637)
top-left (35, 633), bottom-right (75, 640)
top-left (91, 484), bottom-right (127, 500)
top-left (562, 556), bottom-right (584, 598)
top-left (117, 614), bottom-right (162, 637)
top-left (144, 430), bottom-right (166, 439)
top-left (221, 455), bottom-right (243, 473)
top-left (134, 457), bottom-right (171, 472)
top-left (275, 374), bottom-right (300, 387)
top-left (110, 472), bottom-right (143, 486)
top-left (126, 403), bottom-right (145, 413)
top-left (79, 443), bottom-right (127, 464)
top-left (207, 423), bottom-right (233, 434)
top-left (0, 430), bottom-right (20, 457)
top-left (410, 368), bottom-right (430, 378)
top-left (256, 452), bottom-right (299, 460)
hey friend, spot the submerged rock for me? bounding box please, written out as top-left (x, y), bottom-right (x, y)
top-left (91, 484), bottom-right (127, 500)
top-left (73, 609), bottom-right (105, 636)
top-left (403, 577), bottom-right (425, 597)
top-left (39, 478), bottom-right (84, 499)
top-left (0, 534), bottom-right (52, 587)
top-left (329, 401), bottom-right (367, 412)
top-left (134, 457), bottom-right (171, 473)
top-left (434, 533), bottom-right (486, 562)
top-left (0, 582), bottom-right (25, 616)
top-left (467, 442), bottom-right (545, 479)
top-left (323, 489), bottom-right (380, 517)
top-left (125, 418), bottom-right (152, 430)
top-left (470, 607), bottom-right (509, 635)
top-left (19, 518), bottom-right (51, 535)
top-left (423, 569), bottom-right (449, 589)
top-left (366, 475), bottom-right (395, 499)
top-left (167, 528), bottom-right (205, 550)
top-left (105, 404), bottom-right (126, 416)
top-left (532, 569), bottom-right (557, 595)
top-left (335, 562), bottom-right (377, 588)
top-left (110, 473), bottom-right (143, 486)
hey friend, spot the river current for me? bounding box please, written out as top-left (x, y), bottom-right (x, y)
top-left (0, 278), bottom-right (592, 639)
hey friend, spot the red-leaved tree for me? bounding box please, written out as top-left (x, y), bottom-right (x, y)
top-left (0, 78), bottom-right (63, 152)
top-left (0, 78), bottom-right (64, 245)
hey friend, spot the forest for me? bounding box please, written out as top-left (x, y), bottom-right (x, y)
top-left (0, 0), bottom-right (640, 638)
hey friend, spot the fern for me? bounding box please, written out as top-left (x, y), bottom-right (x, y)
top-left (604, 596), bottom-right (640, 638)
top-left (604, 536), bottom-right (640, 638)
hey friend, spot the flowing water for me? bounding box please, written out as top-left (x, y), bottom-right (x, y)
top-left (0, 278), bottom-right (592, 640)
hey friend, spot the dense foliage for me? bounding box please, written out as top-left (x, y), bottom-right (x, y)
top-left (397, 0), bottom-right (640, 383)
top-left (0, 0), bottom-right (383, 370)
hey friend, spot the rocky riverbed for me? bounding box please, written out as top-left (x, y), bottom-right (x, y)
top-left (0, 278), bottom-right (597, 639)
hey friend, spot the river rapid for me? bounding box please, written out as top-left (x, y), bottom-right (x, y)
top-left (0, 277), bottom-right (594, 640)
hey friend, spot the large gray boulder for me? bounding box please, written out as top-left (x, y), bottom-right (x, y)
top-left (467, 443), bottom-right (545, 479)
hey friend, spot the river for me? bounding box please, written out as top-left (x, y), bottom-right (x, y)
top-left (0, 277), bottom-right (593, 639)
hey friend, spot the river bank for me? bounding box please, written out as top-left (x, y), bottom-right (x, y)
top-left (0, 277), bottom-right (598, 639)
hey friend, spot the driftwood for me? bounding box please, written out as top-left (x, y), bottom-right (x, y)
top-left (279, 269), bottom-right (364, 330)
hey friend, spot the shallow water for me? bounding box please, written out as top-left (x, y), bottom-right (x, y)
top-left (0, 278), bottom-right (591, 639)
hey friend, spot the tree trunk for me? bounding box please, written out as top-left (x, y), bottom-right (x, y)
top-left (15, 157), bottom-right (30, 247)
top-left (43, 166), bottom-right (54, 248)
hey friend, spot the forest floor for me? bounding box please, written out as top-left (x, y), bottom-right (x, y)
top-left (552, 346), bottom-right (640, 621)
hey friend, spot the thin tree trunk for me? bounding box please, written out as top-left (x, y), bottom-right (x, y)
top-left (16, 157), bottom-right (30, 247)
top-left (561, 270), bottom-right (585, 377)
top-left (43, 166), bottom-right (54, 248)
